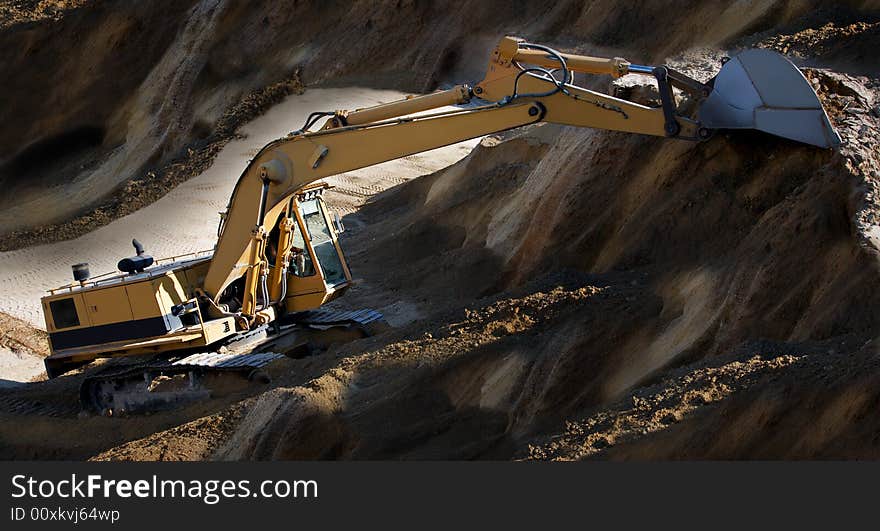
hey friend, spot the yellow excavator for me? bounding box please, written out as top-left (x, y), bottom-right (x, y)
top-left (40, 37), bottom-right (840, 413)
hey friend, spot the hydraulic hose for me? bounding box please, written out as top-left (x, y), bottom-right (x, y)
top-left (278, 266), bottom-right (288, 304)
top-left (507, 42), bottom-right (572, 103)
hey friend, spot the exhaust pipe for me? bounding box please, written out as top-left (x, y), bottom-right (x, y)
top-left (72, 263), bottom-right (90, 283)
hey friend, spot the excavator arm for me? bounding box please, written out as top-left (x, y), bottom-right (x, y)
top-left (202, 36), bottom-right (841, 326)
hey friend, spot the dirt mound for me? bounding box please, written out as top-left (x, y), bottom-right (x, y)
top-left (528, 339), bottom-right (880, 460)
top-left (214, 275), bottom-right (631, 459)
top-left (91, 407), bottom-right (243, 461)
top-left (534, 338), bottom-right (880, 460)
top-left (743, 14), bottom-right (880, 75)
top-left (528, 351), bottom-right (806, 460)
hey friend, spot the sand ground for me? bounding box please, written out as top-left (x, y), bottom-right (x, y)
top-left (0, 348), bottom-right (44, 386)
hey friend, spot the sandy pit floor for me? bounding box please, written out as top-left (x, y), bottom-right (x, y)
top-left (0, 348), bottom-right (44, 387)
top-left (0, 88), bottom-right (479, 329)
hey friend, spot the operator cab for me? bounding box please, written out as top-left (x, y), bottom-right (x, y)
top-left (293, 193), bottom-right (346, 287)
top-left (40, 183), bottom-right (351, 377)
top-left (273, 182), bottom-right (352, 312)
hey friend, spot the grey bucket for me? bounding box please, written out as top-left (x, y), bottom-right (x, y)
top-left (699, 49), bottom-right (841, 148)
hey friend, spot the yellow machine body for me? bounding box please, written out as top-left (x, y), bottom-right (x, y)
top-left (42, 184), bottom-right (350, 376)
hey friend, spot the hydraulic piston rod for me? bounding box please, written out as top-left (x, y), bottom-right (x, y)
top-left (343, 85), bottom-right (472, 125)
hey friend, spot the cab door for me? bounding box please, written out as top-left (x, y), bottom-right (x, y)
top-left (284, 194), bottom-right (351, 312)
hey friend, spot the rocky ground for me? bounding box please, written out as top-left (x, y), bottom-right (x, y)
top-left (1, 2), bottom-right (879, 460)
top-left (0, 0), bottom-right (88, 28)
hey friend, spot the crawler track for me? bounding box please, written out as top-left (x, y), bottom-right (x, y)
top-left (78, 308), bottom-right (387, 415)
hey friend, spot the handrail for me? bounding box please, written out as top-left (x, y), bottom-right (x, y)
top-left (46, 250), bottom-right (214, 295)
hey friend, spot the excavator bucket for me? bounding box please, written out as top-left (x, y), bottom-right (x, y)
top-left (699, 49), bottom-right (841, 148)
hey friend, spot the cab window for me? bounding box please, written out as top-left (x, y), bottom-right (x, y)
top-left (298, 199), bottom-right (347, 287)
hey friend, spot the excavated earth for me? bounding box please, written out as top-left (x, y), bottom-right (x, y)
top-left (1, 2), bottom-right (880, 460)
